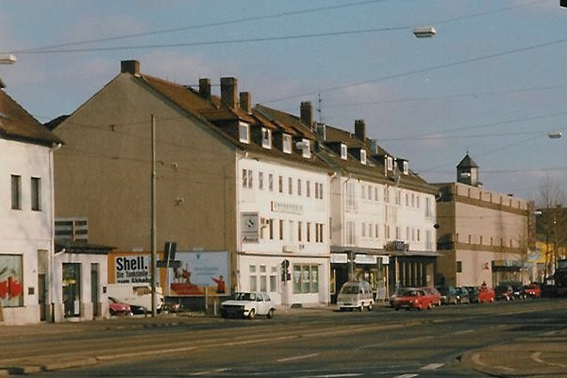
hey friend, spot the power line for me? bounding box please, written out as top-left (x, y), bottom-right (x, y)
top-left (2, 0), bottom-right (393, 54)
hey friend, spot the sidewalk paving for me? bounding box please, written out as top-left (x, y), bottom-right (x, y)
top-left (461, 328), bottom-right (567, 377)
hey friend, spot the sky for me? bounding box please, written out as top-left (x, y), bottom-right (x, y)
top-left (1, 0), bottom-right (567, 203)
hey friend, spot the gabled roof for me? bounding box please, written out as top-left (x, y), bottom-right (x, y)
top-left (0, 90), bottom-right (63, 146)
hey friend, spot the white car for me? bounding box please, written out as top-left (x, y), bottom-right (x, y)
top-left (220, 292), bottom-right (275, 319)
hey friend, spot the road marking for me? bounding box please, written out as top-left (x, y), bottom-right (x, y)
top-left (298, 374), bottom-right (362, 378)
top-left (97, 346), bottom-right (197, 361)
top-left (189, 368), bottom-right (230, 376)
top-left (393, 374), bottom-right (419, 378)
top-left (277, 353), bottom-right (320, 363)
top-left (421, 363), bottom-right (444, 370)
top-left (531, 351), bottom-right (567, 368)
top-left (452, 329), bottom-right (473, 335)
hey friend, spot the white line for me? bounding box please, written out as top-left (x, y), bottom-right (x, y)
top-left (393, 374), bottom-right (419, 378)
top-left (189, 368), bottom-right (230, 376)
top-left (97, 346), bottom-right (197, 361)
top-left (453, 329), bottom-right (474, 335)
top-left (299, 374), bottom-right (362, 378)
top-left (277, 353), bottom-right (320, 363)
top-left (421, 363), bottom-right (444, 370)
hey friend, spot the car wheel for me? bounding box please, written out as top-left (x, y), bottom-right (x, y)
top-left (248, 309), bottom-right (255, 319)
top-left (367, 303), bottom-right (373, 311)
top-left (266, 309), bottom-right (275, 319)
top-left (427, 302), bottom-right (433, 310)
top-left (394, 306), bottom-right (400, 311)
top-left (221, 311), bottom-right (228, 318)
top-left (358, 304), bottom-right (363, 312)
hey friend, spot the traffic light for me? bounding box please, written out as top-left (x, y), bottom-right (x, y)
top-left (281, 259), bottom-right (291, 281)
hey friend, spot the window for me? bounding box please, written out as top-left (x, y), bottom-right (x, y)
top-left (360, 150), bottom-right (367, 165)
top-left (269, 174), bottom-right (274, 191)
top-left (306, 181), bottom-right (311, 197)
top-left (387, 156), bottom-right (393, 171)
top-left (368, 185), bottom-right (372, 200)
top-left (374, 187), bottom-right (379, 201)
top-left (249, 265), bottom-right (257, 291)
top-left (270, 267), bottom-right (277, 292)
top-left (269, 219), bottom-right (274, 240)
top-left (403, 161), bottom-right (409, 174)
top-left (31, 177), bottom-right (41, 211)
top-left (279, 219), bottom-right (284, 240)
top-left (288, 177), bottom-right (293, 195)
top-left (278, 175), bottom-right (283, 193)
top-left (293, 264), bottom-right (319, 294)
top-left (261, 128), bottom-right (271, 149)
top-left (259, 265), bottom-right (267, 291)
top-left (315, 223), bottom-right (324, 243)
top-left (362, 222), bottom-right (366, 237)
top-left (258, 172), bottom-right (264, 190)
top-left (239, 122), bottom-right (250, 143)
top-left (283, 134), bottom-right (292, 154)
top-left (375, 224), bottom-right (379, 239)
top-left (368, 223), bottom-right (372, 238)
top-left (306, 222), bottom-right (311, 242)
top-left (340, 144), bottom-right (347, 160)
top-left (297, 179), bottom-right (302, 196)
top-left (11, 175), bottom-right (21, 210)
top-left (298, 221), bottom-right (302, 242)
top-left (0, 254), bottom-right (23, 307)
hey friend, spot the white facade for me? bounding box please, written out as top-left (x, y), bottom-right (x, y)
top-left (236, 155), bottom-right (330, 306)
top-left (0, 139), bottom-right (55, 325)
top-left (331, 175), bottom-right (437, 255)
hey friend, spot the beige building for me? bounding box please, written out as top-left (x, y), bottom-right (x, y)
top-left (435, 154), bottom-right (530, 288)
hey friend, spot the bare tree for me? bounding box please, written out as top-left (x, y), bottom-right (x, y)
top-left (536, 178), bottom-right (567, 280)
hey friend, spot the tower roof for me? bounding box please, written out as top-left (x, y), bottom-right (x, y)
top-left (457, 153), bottom-right (478, 169)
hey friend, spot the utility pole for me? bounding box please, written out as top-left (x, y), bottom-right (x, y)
top-left (151, 114), bottom-right (158, 317)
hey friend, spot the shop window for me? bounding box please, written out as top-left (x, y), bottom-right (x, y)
top-left (293, 264), bottom-right (319, 294)
top-left (0, 254), bottom-right (24, 307)
top-left (63, 263), bottom-right (81, 317)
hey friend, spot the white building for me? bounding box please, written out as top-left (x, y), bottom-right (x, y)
top-left (0, 83), bottom-right (62, 325)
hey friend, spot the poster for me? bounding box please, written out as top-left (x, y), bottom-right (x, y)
top-left (168, 251), bottom-right (229, 296)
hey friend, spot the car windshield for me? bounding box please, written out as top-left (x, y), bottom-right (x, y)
top-left (340, 285), bottom-right (360, 295)
top-left (235, 293), bottom-right (255, 301)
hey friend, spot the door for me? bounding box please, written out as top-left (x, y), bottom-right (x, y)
top-left (38, 274), bottom-right (47, 321)
top-left (91, 264), bottom-right (100, 318)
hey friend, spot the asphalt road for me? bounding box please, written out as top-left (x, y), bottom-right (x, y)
top-left (5, 298), bottom-right (567, 378)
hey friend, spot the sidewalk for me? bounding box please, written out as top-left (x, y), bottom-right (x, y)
top-left (461, 328), bottom-right (567, 377)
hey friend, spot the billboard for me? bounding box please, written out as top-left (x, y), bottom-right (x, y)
top-left (109, 253), bottom-right (153, 284)
top-left (167, 251), bottom-right (229, 297)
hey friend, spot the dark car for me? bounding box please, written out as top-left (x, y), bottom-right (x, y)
top-left (436, 286), bottom-right (458, 305)
top-left (509, 283), bottom-right (527, 299)
top-left (495, 284), bottom-right (514, 301)
top-left (455, 287), bottom-right (470, 304)
top-left (465, 286), bottom-right (479, 303)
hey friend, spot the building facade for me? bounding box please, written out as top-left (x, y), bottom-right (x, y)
top-left (0, 84), bottom-right (62, 325)
top-left (435, 154), bottom-right (530, 287)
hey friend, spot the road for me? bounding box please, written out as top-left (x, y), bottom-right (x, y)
top-left (3, 298), bottom-right (566, 377)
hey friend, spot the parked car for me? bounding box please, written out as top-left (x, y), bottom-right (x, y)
top-left (436, 286), bottom-right (458, 305)
top-left (109, 297), bottom-right (132, 316)
top-left (465, 286), bottom-right (479, 303)
top-left (393, 288), bottom-right (435, 311)
top-left (509, 283), bottom-right (527, 299)
top-left (524, 283), bottom-right (542, 298)
top-left (455, 287), bottom-right (470, 304)
top-left (423, 287), bottom-right (442, 307)
top-left (495, 284), bottom-right (515, 301)
top-left (389, 287), bottom-right (403, 308)
top-left (337, 281), bottom-right (374, 311)
top-left (478, 287), bottom-right (495, 303)
top-left (220, 292), bottom-right (275, 319)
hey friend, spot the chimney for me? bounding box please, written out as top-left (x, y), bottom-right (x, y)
top-left (199, 78), bottom-right (211, 99)
top-left (240, 92), bottom-right (252, 114)
top-left (220, 77), bottom-right (238, 108)
top-left (354, 119), bottom-right (366, 141)
top-left (121, 60), bottom-right (140, 76)
top-left (300, 101), bottom-right (313, 128)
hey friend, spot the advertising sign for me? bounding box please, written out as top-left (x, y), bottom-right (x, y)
top-left (168, 251), bottom-right (229, 297)
top-left (110, 253), bottom-right (152, 284)
top-left (241, 212), bottom-right (259, 243)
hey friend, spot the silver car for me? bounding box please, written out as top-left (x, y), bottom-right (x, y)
top-left (220, 292), bottom-right (275, 319)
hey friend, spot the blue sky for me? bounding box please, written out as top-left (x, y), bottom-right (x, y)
top-left (1, 0), bottom-right (566, 202)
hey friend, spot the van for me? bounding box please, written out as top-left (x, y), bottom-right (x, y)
top-left (337, 281), bottom-right (374, 311)
top-left (107, 284), bottom-right (164, 313)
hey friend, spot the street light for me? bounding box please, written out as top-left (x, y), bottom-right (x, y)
top-left (0, 54), bottom-right (16, 65)
top-left (413, 26), bottom-right (436, 38)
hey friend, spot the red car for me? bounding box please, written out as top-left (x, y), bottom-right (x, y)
top-left (524, 284), bottom-right (541, 298)
top-left (109, 297), bottom-right (132, 316)
top-left (423, 287), bottom-right (442, 307)
top-left (477, 287), bottom-right (495, 303)
top-left (393, 288), bottom-right (435, 311)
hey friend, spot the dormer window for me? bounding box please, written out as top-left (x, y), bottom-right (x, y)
top-left (340, 144), bottom-right (347, 160)
top-left (261, 128), bottom-right (272, 149)
top-left (282, 134), bottom-right (292, 154)
top-left (239, 122), bottom-right (250, 144)
top-left (299, 139), bottom-right (311, 158)
top-left (403, 161), bottom-right (409, 175)
top-left (360, 150), bottom-right (367, 165)
top-left (387, 156), bottom-right (393, 171)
